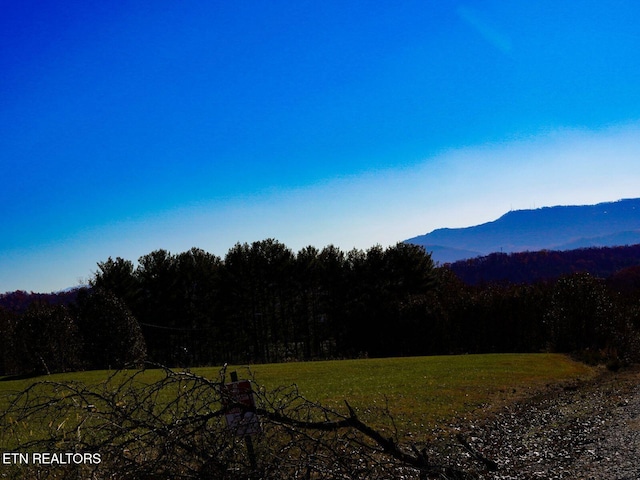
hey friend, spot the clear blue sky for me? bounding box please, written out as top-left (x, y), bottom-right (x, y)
top-left (2, 1), bottom-right (640, 293)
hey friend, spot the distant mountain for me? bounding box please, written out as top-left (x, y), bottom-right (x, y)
top-left (0, 289), bottom-right (83, 314)
top-left (405, 198), bottom-right (640, 264)
top-left (423, 245), bottom-right (484, 264)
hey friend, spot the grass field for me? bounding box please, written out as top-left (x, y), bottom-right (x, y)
top-left (1, 353), bottom-right (595, 444)
top-left (215, 353), bottom-right (596, 436)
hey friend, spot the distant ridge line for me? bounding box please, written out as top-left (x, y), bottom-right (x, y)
top-left (405, 198), bottom-right (640, 264)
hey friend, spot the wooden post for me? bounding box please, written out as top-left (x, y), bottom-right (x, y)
top-left (229, 371), bottom-right (258, 473)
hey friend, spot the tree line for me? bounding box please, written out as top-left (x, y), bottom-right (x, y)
top-left (449, 244), bottom-right (640, 285)
top-left (2, 239), bottom-right (640, 376)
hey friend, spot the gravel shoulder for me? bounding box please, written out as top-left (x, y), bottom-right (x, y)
top-left (460, 366), bottom-right (640, 479)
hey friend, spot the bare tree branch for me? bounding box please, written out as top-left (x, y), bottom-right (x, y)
top-left (0, 365), bottom-right (493, 479)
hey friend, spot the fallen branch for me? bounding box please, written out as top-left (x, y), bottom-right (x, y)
top-left (1, 365), bottom-right (496, 479)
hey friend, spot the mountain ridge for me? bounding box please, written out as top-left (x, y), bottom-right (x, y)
top-left (406, 198), bottom-right (640, 263)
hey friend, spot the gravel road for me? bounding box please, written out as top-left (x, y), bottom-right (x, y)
top-left (461, 366), bottom-right (640, 479)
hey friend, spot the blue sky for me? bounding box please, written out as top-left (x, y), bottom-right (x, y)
top-left (2, 1), bottom-right (640, 293)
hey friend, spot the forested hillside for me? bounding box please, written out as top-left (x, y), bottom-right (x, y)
top-left (2, 239), bottom-right (640, 376)
top-left (449, 244), bottom-right (640, 285)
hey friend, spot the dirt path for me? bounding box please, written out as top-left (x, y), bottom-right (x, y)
top-left (469, 366), bottom-right (640, 479)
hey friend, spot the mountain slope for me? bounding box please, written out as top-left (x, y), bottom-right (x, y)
top-left (406, 198), bottom-right (640, 263)
top-left (448, 244), bottom-right (640, 285)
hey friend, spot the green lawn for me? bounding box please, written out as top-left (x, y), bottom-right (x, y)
top-left (209, 353), bottom-right (595, 436)
top-left (1, 354), bottom-right (595, 444)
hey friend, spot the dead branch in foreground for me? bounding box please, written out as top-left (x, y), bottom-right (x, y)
top-left (0, 364), bottom-right (496, 479)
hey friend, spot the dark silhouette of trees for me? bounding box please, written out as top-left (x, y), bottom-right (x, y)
top-left (546, 273), bottom-right (612, 353)
top-left (3, 239), bottom-right (640, 375)
top-left (0, 306), bottom-right (16, 375)
top-left (95, 248), bottom-right (225, 367)
top-left (467, 282), bottom-right (551, 354)
top-left (543, 272), bottom-right (640, 364)
top-left (292, 245), bottom-right (326, 359)
top-left (90, 256), bottom-right (139, 305)
top-left (134, 249), bottom-right (178, 364)
top-left (0, 289), bottom-right (80, 314)
top-left (75, 289), bottom-right (147, 370)
top-left (607, 266), bottom-right (640, 363)
top-left (221, 240), bottom-right (297, 364)
top-left (8, 304), bottom-right (82, 375)
top-left (343, 243), bottom-right (436, 357)
top-left (449, 244), bottom-right (640, 285)
top-left (171, 248), bottom-right (224, 365)
top-left (316, 244), bottom-right (351, 356)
